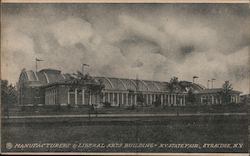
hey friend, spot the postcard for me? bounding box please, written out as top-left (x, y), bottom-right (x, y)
top-left (1, 1), bottom-right (249, 155)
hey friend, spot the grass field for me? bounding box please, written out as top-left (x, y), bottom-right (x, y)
top-left (2, 115), bottom-right (248, 153)
top-left (4, 103), bottom-right (248, 116)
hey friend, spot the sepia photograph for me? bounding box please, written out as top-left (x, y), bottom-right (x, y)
top-left (1, 2), bottom-right (250, 155)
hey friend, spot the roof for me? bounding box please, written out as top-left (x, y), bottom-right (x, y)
top-left (198, 88), bottom-right (242, 94)
top-left (95, 77), bottom-right (169, 92)
top-left (19, 69), bottom-right (205, 93)
top-left (19, 69), bottom-right (71, 85)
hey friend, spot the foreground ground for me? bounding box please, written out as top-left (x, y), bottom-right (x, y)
top-left (1, 113), bottom-right (248, 153)
top-left (4, 103), bottom-right (248, 116)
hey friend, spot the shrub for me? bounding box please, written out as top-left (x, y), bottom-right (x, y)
top-left (103, 102), bottom-right (111, 107)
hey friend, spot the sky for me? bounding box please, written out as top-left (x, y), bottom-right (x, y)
top-left (1, 3), bottom-right (250, 93)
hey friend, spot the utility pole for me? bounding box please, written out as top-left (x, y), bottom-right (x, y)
top-left (136, 74), bottom-right (139, 111)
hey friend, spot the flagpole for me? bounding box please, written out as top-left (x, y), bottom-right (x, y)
top-left (35, 58), bottom-right (37, 72)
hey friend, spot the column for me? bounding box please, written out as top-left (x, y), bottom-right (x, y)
top-left (45, 92), bottom-right (47, 105)
top-left (174, 94), bottom-right (177, 106)
top-left (51, 90), bottom-right (53, 104)
top-left (75, 88), bottom-right (78, 105)
top-left (170, 95), bottom-right (172, 105)
top-left (47, 90), bottom-right (49, 105)
top-left (161, 94), bottom-right (163, 106)
top-left (50, 90), bottom-right (52, 105)
top-left (55, 88), bottom-right (56, 104)
top-left (150, 94), bottom-right (152, 105)
top-left (164, 94), bottom-right (166, 106)
top-left (93, 93), bottom-right (96, 104)
top-left (135, 94), bottom-right (137, 106)
top-left (147, 94), bottom-right (149, 105)
top-left (49, 90), bottom-right (51, 105)
top-left (112, 93), bottom-right (115, 106)
top-left (168, 95), bottom-right (170, 106)
top-left (107, 92), bottom-right (110, 103)
top-left (121, 93), bottom-right (124, 105)
top-left (131, 94), bottom-right (134, 106)
top-left (89, 92), bottom-right (92, 105)
top-left (125, 93), bottom-right (128, 106)
top-left (53, 89), bottom-right (55, 104)
top-left (51, 90), bottom-right (53, 105)
top-left (180, 96), bottom-right (182, 106)
top-left (117, 93), bottom-right (120, 106)
top-left (211, 95), bottom-right (214, 105)
top-left (102, 92), bottom-right (105, 103)
top-left (82, 88), bottom-right (85, 105)
top-left (183, 95), bottom-right (186, 106)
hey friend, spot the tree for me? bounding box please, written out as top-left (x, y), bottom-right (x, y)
top-left (137, 93), bottom-right (144, 105)
top-left (153, 95), bottom-right (161, 107)
top-left (169, 76), bottom-right (180, 116)
top-left (1, 80), bottom-right (18, 117)
top-left (169, 76), bottom-right (179, 92)
top-left (220, 81), bottom-right (233, 105)
top-left (187, 89), bottom-right (196, 105)
top-left (68, 71), bottom-right (104, 106)
top-left (1, 80), bottom-right (17, 105)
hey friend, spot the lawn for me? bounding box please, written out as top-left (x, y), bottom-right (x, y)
top-left (5, 103), bottom-right (248, 116)
top-left (1, 115), bottom-right (248, 153)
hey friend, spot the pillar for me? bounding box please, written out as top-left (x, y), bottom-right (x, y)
top-left (112, 93), bottom-right (115, 106)
top-left (74, 88), bottom-right (77, 105)
top-left (89, 91), bottom-right (92, 105)
top-left (53, 89), bottom-right (55, 104)
top-left (161, 94), bottom-right (163, 106)
top-left (49, 90), bottom-right (51, 105)
top-left (125, 93), bottom-right (128, 106)
top-left (121, 93), bottom-right (124, 105)
top-left (135, 94), bottom-right (137, 106)
top-left (131, 94), bottom-right (133, 106)
top-left (107, 92), bottom-right (110, 103)
top-left (174, 94), bottom-right (177, 106)
top-left (168, 95), bottom-right (170, 106)
top-left (180, 95), bottom-right (182, 106)
top-left (183, 95), bottom-right (185, 106)
top-left (211, 95), bottom-right (214, 105)
top-left (170, 94), bottom-right (172, 105)
top-left (117, 93), bottom-right (119, 106)
top-left (82, 88), bottom-right (85, 105)
top-left (102, 92), bottom-right (105, 103)
top-left (164, 94), bottom-right (167, 106)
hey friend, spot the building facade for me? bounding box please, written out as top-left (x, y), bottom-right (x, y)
top-left (17, 68), bottom-right (242, 108)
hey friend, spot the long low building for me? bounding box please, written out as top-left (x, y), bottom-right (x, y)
top-left (17, 68), bottom-right (242, 107)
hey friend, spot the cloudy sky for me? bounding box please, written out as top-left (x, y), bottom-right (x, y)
top-left (2, 3), bottom-right (249, 93)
